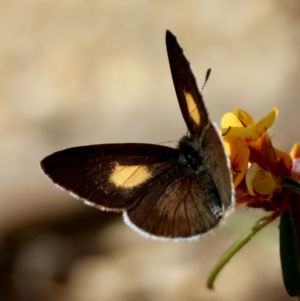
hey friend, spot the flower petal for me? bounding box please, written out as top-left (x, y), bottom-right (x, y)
top-left (235, 108), bottom-right (255, 128)
top-left (290, 143), bottom-right (300, 182)
top-left (252, 169), bottom-right (276, 195)
top-left (246, 163), bottom-right (259, 195)
top-left (255, 107), bottom-right (278, 136)
top-left (246, 163), bottom-right (276, 195)
top-left (223, 137), bottom-right (250, 186)
top-left (274, 147), bottom-right (292, 171)
top-left (247, 133), bottom-right (277, 163)
top-left (290, 143), bottom-right (300, 159)
top-left (221, 126), bottom-right (259, 141)
top-left (221, 112), bottom-right (244, 128)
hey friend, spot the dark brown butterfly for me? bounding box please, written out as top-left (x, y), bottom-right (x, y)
top-left (40, 30), bottom-right (234, 241)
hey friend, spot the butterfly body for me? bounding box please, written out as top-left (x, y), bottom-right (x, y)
top-left (41, 30), bottom-right (234, 240)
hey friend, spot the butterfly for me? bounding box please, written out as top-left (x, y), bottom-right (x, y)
top-left (40, 30), bottom-right (234, 241)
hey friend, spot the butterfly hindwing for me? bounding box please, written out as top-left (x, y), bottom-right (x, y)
top-left (204, 124), bottom-right (233, 210)
top-left (126, 170), bottom-right (221, 239)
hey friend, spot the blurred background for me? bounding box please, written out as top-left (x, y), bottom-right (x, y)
top-left (1, 0), bottom-right (300, 300)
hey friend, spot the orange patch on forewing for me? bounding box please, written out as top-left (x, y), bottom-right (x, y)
top-left (109, 163), bottom-right (152, 188)
top-left (184, 91), bottom-right (200, 125)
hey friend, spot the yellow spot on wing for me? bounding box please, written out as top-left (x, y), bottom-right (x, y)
top-left (184, 91), bottom-right (200, 125)
top-left (109, 163), bottom-right (152, 188)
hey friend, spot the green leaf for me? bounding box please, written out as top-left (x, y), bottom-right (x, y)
top-left (281, 177), bottom-right (300, 196)
top-left (279, 210), bottom-right (300, 297)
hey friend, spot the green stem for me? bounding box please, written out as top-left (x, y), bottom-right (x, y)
top-left (207, 215), bottom-right (274, 289)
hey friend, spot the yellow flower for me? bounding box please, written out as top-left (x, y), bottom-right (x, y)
top-left (213, 107), bottom-right (300, 294)
top-left (220, 107), bottom-right (295, 212)
top-left (223, 137), bottom-right (249, 186)
top-left (245, 163), bottom-right (277, 198)
top-left (221, 112), bottom-right (258, 141)
top-left (221, 108), bottom-right (280, 188)
top-left (274, 147), bottom-right (293, 171)
top-left (221, 107), bottom-right (278, 141)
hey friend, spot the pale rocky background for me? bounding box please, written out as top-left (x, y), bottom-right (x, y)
top-left (1, 0), bottom-right (300, 300)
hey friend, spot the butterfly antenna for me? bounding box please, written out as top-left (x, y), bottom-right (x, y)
top-left (157, 140), bottom-right (178, 145)
top-left (201, 68), bottom-right (211, 92)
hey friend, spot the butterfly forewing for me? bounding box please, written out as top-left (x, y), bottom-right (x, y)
top-left (166, 30), bottom-right (209, 137)
top-left (166, 30), bottom-right (233, 214)
top-left (41, 144), bottom-right (178, 211)
top-left (126, 171), bottom-right (221, 239)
